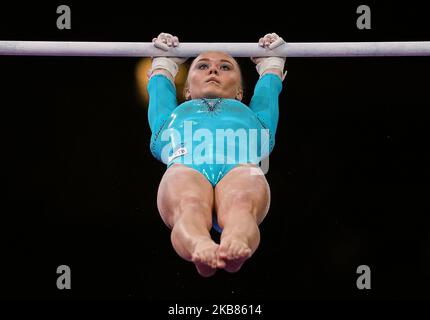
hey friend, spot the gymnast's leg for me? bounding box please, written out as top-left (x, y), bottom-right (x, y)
top-left (157, 163), bottom-right (218, 277)
top-left (214, 164), bottom-right (271, 272)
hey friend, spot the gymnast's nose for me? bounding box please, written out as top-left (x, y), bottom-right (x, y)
top-left (208, 65), bottom-right (219, 75)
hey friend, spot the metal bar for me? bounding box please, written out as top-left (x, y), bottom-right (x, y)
top-left (1, 41), bottom-right (430, 57)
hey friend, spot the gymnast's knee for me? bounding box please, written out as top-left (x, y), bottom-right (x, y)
top-left (175, 195), bottom-right (212, 223)
top-left (221, 191), bottom-right (256, 216)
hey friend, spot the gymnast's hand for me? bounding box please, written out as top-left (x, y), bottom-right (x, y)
top-left (251, 33), bottom-right (287, 80)
top-left (149, 33), bottom-right (188, 81)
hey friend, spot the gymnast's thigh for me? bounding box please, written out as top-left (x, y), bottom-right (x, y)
top-left (214, 164), bottom-right (271, 227)
top-left (156, 164), bottom-right (214, 228)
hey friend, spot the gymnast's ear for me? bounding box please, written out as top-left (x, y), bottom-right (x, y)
top-left (184, 87), bottom-right (191, 100)
top-left (183, 78), bottom-right (192, 100)
top-left (235, 88), bottom-right (243, 101)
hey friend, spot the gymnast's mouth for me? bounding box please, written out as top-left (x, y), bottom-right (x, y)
top-left (206, 77), bottom-right (220, 84)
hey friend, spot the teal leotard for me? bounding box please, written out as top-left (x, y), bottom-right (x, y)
top-left (148, 73), bottom-right (283, 232)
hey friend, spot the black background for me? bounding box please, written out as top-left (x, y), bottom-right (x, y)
top-left (0, 0), bottom-right (429, 311)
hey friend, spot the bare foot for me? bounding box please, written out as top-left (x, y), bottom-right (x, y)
top-left (217, 236), bottom-right (252, 273)
top-left (191, 238), bottom-right (219, 277)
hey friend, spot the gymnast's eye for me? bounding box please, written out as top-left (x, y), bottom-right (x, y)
top-left (197, 63), bottom-right (209, 69)
top-left (220, 64), bottom-right (232, 71)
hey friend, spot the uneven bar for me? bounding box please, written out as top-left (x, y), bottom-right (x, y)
top-left (1, 41), bottom-right (430, 57)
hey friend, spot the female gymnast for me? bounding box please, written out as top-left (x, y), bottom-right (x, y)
top-left (147, 32), bottom-right (286, 277)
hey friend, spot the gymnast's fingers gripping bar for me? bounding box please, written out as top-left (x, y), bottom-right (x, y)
top-left (1, 41), bottom-right (430, 57)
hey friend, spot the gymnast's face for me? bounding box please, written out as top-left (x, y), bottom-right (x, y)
top-left (184, 52), bottom-right (243, 101)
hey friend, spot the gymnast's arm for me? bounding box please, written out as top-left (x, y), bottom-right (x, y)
top-left (248, 73), bottom-right (283, 143)
top-left (147, 70), bottom-right (178, 134)
top-left (147, 33), bottom-right (188, 134)
top-left (249, 33), bottom-right (286, 150)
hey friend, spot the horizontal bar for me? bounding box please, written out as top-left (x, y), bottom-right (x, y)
top-left (1, 41), bottom-right (430, 57)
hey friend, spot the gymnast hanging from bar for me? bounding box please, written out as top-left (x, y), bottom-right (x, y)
top-left (147, 32), bottom-right (286, 277)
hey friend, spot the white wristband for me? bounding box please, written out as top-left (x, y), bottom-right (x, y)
top-left (256, 57), bottom-right (287, 80)
top-left (150, 57), bottom-right (179, 78)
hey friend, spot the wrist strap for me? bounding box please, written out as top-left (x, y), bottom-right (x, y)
top-left (256, 57), bottom-right (287, 80)
top-left (150, 57), bottom-right (179, 78)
